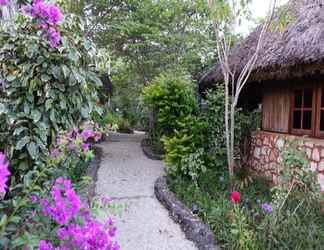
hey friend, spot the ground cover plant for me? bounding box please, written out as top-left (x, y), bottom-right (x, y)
top-left (169, 140), bottom-right (324, 249)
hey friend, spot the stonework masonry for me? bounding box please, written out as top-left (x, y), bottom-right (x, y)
top-left (248, 130), bottom-right (324, 190)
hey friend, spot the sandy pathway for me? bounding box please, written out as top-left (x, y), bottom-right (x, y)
top-left (96, 133), bottom-right (197, 250)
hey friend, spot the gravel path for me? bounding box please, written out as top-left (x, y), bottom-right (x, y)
top-left (96, 133), bottom-right (197, 250)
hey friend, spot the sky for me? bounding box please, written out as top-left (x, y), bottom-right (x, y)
top-left (240, 0), bottom-right (289, 34)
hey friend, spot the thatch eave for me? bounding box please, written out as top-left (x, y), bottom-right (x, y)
top-left (199, 0), bottom-right (324, 94)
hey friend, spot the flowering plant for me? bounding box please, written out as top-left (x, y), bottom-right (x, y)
top-left (0, 10), bottom-right (102, 176)
top-left (48, 123), bottom-right (106, 183)
top-left (0, 0), bottom-right (9, 6)
top-left (33, 177), bottom-right (120, 250)
top-left (0, 152), bottom-right (10, 195)
top-left (23, 0), bottom-right (63, 48)
top-left (230, 191), bottom-right (240, 203)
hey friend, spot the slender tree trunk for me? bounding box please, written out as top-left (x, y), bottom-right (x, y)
top-left (224, 78), bottom-right (232, 179)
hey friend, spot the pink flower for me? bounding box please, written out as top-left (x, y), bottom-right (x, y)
top-left (81, 143), bottom-right (90, 152)
top-left (0, 152), bottom-right (10, 194)
top-left (39, 177), bottom-right (120, 250)
top-left (47, 27), bottom-right (61, 48)
top-left (50, 148), bottom-right (60, 159)
top-left (94, 131), bottom-right (102, 142)
top-left (39, 240), bottom-right (54, 250)
top-left (47, 3), bottom-right (62, 24)
top-left (230, 191), bottom-right (240, 203)
top-left (0, 0), bottom-right (9, 6)
top-left (81, 128), bottom-right (94, 141)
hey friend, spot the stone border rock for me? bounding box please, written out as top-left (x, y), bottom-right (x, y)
top-left (141, 138), bottom-right (164, 160)
top-left (83, 145), bottom-right (103, 205)
top-left (154, 176), bottom-right (221, 250)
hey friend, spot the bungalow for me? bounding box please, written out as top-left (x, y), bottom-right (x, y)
top-left (199, 0), bottom-right (324, 188)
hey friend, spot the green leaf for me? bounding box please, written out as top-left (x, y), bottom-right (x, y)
top-left (0, 214), bottom-right (7, 227)
top-left (6, 75), bottom-right (16, 82)
top-left (30, 110), bottom-right (42, 123)
top-left (50, 109), bottom-right (56, 123)
top-left (0, 103), bottom-right (6, 114)
top-left (81, 106), bottom-right (90, 118)
top-left (13, 127), bottom-right (27, 136)
top-left (84, 39), bottom-right (92, 50)
top-left (61, 65), bottom-right (70, 78)
top-left (27, 142), bottom-right (39, 159)
top-left (41, 74), bottom-right (50, 82)
top-left (45, 99), bottom-right (53, 111)
top-left (16, 136), bottom-right (30, 150)
top-left (23, 103), bottom-right (30, 115)
top-left (60, 99), bottom-right (67, 109)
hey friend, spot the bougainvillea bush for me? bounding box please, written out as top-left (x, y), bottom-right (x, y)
top-left (0, 0), bottom-right (102, 178)
top-left (0, 156), bottom-right (119, 249)
top-left (0, 1), bottom-right (117, 249)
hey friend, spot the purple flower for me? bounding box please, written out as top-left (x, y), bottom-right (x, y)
top-left (31, 0), bottom-right (49, 18)
top-left (67, 143), bottom-right (77, 151)
top-left (261, 203), bottom-right (273, 214)
top-left (50, 148), bottom-right (60, 159)
top-left (0, 152), bottom-right (10, 194)
top-left (81, 128), bottom-right (94, 141)
top-left (0, 0), bottom-right (9, 6)
top-left (94, 131), bottom-right (102, 142)
top-left (81, 143), bottom-right (90, 152)
top-left (23, 0), bottom-right (63, 48)
top-left (39, 240), bottom-right (54, 250)
top-left (38, 177), bottom-right (120, 250)
top-left (47, 27), bottom-right (61, 48)
top-left (47, 3), bottom-right (62, 24)
top-left (101, 196), bottom-right (112, 205)
top-left (31, 194), bottom-right (39, 202)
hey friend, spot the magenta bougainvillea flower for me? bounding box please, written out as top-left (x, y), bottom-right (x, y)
top-left (0, 152), bottom-right (10, 194)
top-left (39, 240), bottom-right (54, 250)
top-left (24, 0), bottom-right (63, 48)
top-left (39, 177), bottom-right (120, 250)
top-left (47, 26), bottom-right (61, 48)
top-left (230, 191), bottom-right (241, 203)
top-left (81, 128), bottom-right (94, 141)
top-left (30, 0), bottom-right (62, 25)
top-left (0, 0), bottom-right (9, 6)
top-left (81, 143), bottom-right (90, 152)
top-left (41, 177), bottom-right (81, 225)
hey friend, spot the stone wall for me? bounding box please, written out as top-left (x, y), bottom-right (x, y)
top-left (248, 130), bottom-right (324, 190)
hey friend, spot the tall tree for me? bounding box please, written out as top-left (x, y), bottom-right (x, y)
top-left (64, 0), bottom-right (216, 125)
top-left (208, 0), bottom-right (277, 182)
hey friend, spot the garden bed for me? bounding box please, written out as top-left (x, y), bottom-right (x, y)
top-left (155, 176), bottom-right (220, 250)
top-left (141, 138), bottom-right (164, 160)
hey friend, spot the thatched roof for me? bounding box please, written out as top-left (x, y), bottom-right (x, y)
top-left (199, 0), bottom-right (324, 93)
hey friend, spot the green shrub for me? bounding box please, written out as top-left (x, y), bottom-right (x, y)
top-left (0, 14), bottom-right (101, 178)
top-left (180, 148), bottom-right (207, 185)
top-left (162, 115), bottom-right (208, 175)
top-left (204, 87), bottom-right (260, 167)
top-left (142, 71), bottom-right (198, 147)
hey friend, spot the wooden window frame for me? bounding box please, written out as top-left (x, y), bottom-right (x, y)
top-left (290, 83), bottom-right (324, 138)
top-left (315, 85), bottom-right (324, 138)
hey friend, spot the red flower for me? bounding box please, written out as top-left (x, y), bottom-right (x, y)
top-left (231, 191), bottom-right (240, 203)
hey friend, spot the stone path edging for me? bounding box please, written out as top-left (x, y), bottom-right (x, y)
top-left (154, 176), bottom-right (221, 250)
top-left (83, 146), bottom-right (102, 205)
top-left (141, 138), bottom-right (164, 160)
